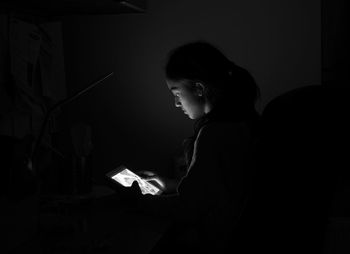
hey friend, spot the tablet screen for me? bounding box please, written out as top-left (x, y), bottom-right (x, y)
top-left (109, 167), bottom-right (160, 195)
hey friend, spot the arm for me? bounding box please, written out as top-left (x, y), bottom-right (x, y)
top-left (134, 125), bottom-right (219, 222)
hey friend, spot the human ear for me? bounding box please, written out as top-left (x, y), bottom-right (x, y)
top-left (194, 82), bottom-right (205, 97)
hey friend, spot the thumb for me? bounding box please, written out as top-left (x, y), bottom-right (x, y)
top-left (144, 177), bottom-right (165, 190)
top-left (137, 170), bottom-right (156, 178)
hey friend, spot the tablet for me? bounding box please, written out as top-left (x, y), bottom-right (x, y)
top-left (106, 165), bottom-right (161, 195)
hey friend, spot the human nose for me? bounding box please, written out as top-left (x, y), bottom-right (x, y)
top-left (174, 97), bottom-right (181, 107)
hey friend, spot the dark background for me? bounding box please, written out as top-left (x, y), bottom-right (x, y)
top-left (60, 0), bottom-right (322, 177)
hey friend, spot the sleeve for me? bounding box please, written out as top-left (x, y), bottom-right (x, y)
top-left (175, 124), bottom-right (222, 222)
top-left (134, 125), bottom-right (220, 223)
top-left (179, 122), bottom-right (255, 226)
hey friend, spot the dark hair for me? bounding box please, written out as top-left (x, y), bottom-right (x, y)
top-left (165, 41), bottom-right (259, 113)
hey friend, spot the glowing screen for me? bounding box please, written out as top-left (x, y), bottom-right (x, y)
top-left (111, 168), bottom-right (160, 195)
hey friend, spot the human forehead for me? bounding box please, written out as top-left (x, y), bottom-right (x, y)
top-left (166, 79), bottom-right (192, 91)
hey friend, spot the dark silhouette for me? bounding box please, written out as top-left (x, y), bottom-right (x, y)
top-left (243, 84), bottom-right (334, 253)
top-left (129, 41), bottom-right (260, 253)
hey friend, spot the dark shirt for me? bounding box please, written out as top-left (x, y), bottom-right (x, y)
top-left (145, 105), bottom-right (259, 253)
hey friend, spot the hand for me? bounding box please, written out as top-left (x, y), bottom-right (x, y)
top-left (137, 170), bottom-right (166, 194)
top-left (137, 171), bottom-right (179, 195)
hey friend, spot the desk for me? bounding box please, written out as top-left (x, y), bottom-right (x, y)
top-left (1, 196), bottom-right (38, 254)
top-left (21, 185), bottom-right (171, 254)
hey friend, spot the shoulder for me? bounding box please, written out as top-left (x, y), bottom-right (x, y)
top-left (197, 121), bottom-right (253, 143)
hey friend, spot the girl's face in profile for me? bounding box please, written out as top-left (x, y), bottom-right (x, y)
top-left (167, 79), bottom-right (207, 120)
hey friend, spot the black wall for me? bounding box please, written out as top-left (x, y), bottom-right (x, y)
top-left (60, 0), bottom-right (321, 179)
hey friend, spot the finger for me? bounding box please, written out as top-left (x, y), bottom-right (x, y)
top-left (141, 176), bottom-right (155, 181)
top-left (138, 170), bottom-right (156, 177)
top-left (145, 177), bottom-right (165, 189)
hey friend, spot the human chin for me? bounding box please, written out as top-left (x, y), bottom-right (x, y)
top-left (187, 114), bottom-right (195, 119)
top-left (187, 111), bottom-right (202, 120)
top-left (182, 110), bottom-right (193, 119)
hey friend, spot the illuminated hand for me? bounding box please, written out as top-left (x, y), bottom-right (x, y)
top-left (137, 171), bottom-right (166, 194)
top-left (137, 171), bottom-right (179, 195)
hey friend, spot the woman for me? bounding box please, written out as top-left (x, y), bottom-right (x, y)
top-left (134, 41), bottom-right (260, 253)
